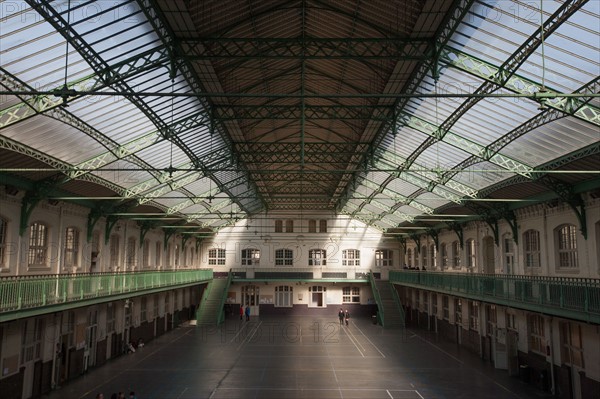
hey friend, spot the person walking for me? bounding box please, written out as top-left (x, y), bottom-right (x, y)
top-left (344, 309), bottom-right (350, 326)
top-left (245, 305), bottom-right (250, 321)
top-left (338, 308), bottom-right (344, 325)
top-left (239, 305), bottom-right (244, 320)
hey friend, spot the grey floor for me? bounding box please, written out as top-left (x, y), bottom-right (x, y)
top-left (43, 315), bottom-right (550, 399)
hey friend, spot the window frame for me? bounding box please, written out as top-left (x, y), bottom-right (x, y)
top-left (241, 248), bottom-right (261, 266)
top-left (28, 222), bottom-right (48, 268)
top-left (208, 248), bottom-right (226, 265)
top-left (556, 224), bottom-right (578, 269)
top-left (275, 248), bottom-right (293, 266)
top-left (375, 249), bottom-right (393, 267)
top-left (308, 249), bottom-right (327, 266)
top-left (342, 249), bottom-right (360, 266)
top-left (63, 227), bottom-right (80, 269)
top-left (342, 286), bottom-right (360, 303)
top-left (523, 229), bottom-right (541, 268)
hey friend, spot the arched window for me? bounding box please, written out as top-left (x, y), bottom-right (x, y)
top-left (556, 224), bottom-right (578, 269)
top-left (242, 248), bottom-right (260, 266)
top-left (429, 244), bottom-right (437, 269)
top-left (126, 237), bottom-right (136, 269)
top-left (0, 216), bottom-right (8, 269)
top-left (142, 239), bottom-right (150, 268)
top-left (342, 249), bottom-right (360, 266)
top-left (63, 227), bottom-right (80, 268)
top-left (275, 248), bottom-right (293, 266)
top-left (523, 230), bottom-right (540, 268)
top-left (155, 242), bottom-right (161, 268)
top-left (28, 222), bottom-right (48, 267)
top-left (452, 240), bottom-right (461, 268)
top-left (406, 248), bottom-right (413, 268)
top-left (275, 285), bottom-right (293, 307)
top-left (174, 243), bottom-right (180, 267)
top-left (503, 234), bottom-right (514, 274)
top-left (466, 239), bottom-right (476, 269)
top-left (441, 243), bottom-right (448, 269)
top-left (110, 234), bottom-right (120, 268)
top-left (309, 249), bottom-right (326, 266)
top-left (343, 287), bottom-right (360, 303)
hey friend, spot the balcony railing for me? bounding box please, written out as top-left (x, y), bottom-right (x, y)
top-left (0, 269), bottom-right (213, 322)
top-left (389, 271), bottom-right (600, 324)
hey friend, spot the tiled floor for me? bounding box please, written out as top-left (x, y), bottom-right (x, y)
top-left (43, 315), bottom-right (552, 399)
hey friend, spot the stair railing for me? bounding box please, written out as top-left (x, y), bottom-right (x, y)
top-left (216, 269), bottom-right (233, 325)
top-left (369, 270), bottom-right (385, 328)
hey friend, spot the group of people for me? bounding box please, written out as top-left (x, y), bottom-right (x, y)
top-left (338, 308), bottom-right (350, 326)
top-left (96, 392), bottom-right (137, 399)
top-left (403, 265), bottom-right (426, 270)
top-left (240, 304), bottom-right (251, 321)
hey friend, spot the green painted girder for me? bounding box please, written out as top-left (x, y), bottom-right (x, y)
top-left (337, 0), bottom-right (476, 214)
top-left (0, 46), bottom-right (170, 130)
top-left (213, 104), bottom-right (395, 121)
top-left (180, 37), bottom-right (433, 59)
top-left (440, 46), bottom-right (600, 127)
top-left (71, 111), bottom-right (212, 179)
top-left (359, 177), bottom-right (434, 214)
top-left (375, 148), bottom-right (479, 198)
top-left (431, 0), bottom-right (588, 142)
top-left (397, 113), bottom-right (534, 178)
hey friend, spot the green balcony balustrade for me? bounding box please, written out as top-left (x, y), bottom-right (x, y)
top-left (0, 269), bottom-right (213, 322)
top-left (389, 271), bottom-right (600, 324)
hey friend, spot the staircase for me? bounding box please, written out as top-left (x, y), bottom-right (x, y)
top-left (373, 278), bottom-right (405, 329)
top-left (196, 276), bottom-right (231, 326)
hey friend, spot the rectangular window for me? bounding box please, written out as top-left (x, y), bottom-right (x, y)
top-left (208, 248), bottom-right (226, 265)
top-left (0, 217), bottom-right (6, 268)
top-left (528, 314), bottom-right (545, 355)
top-left (143, 240), bottom-right (150, 268)
top-left (155, 242), bottom-right (161, 268)
top-left (319, 219), bottom-right (327, 233)
top-left (309, 249), bottom-right (326, 266)
top-left (466, 239), bottom-right (476, 269)
top-left (110, 235), bottom-right (120, 269)
top-left (106, 303), bottom-right (115, 333)
top-left (285, 220), bottom-right (294, 233)
top-left (431, 293), bottom-right (438, 316)
top-left (308, 220), bottom-right (317, 233)
top-left (342, 287), bottom-right (360, 303)
top-left (375, 249), bottom-right (393, 267)
top-left (275, 220), bottom-right (283, 233)
top-left (560, 322), bottom-right (584, 368)
top-left (126, 237), bottom-right (136, 269)
top-left (557, 225), bottom-right (578, 268)
top-left (486, 305), bottom-right (497, 337)
top-left (524, 230), bottom-right (540, 268)
top-left (343, 249), bottom-right (360, 266)
top-left (441, 244), bottom-right (448, 268)
top-left (442, 296), bottom-right (449, 320)
top-left (28, 222), bottom-right (48, 267)
top-left (452, 241), bottom-right (461, 269)
top-left (454, 298), bottom-right (462, 325)
top-left (275, 249), bottom-right (293, 266)
top-left (242, 249), bottom-right (260, 266)
top-left (141, 297), bottom-right (147, 323)
top-left (64, 227), bottom-right (79, 268)
top-left (469, 301), bottom-right (479, 331)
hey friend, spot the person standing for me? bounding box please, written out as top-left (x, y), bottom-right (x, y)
top-left (338, 308), bottom-right (344, 325)
top-left (245, 305), bottom-right (250, 321)
top-left (239, 305), bottom-right (244, 320)
top-left (344, 309), bottom-right (350, 326)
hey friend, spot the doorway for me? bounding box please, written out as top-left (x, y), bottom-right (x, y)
top-left (242, 285), bottom-right (260, 316)
top-left (309, 285), bottom-right (326, 308)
